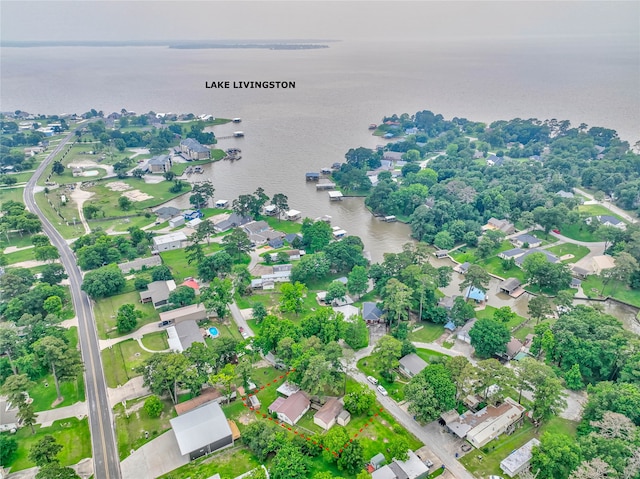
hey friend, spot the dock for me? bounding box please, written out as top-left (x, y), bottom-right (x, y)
top-left (328, 190), bottom-right (344, 201)
top-left (332, 228), bottom-right (347, 239)
top-left (306, 172), bottom-right (320, 182)
top-left (215, 200), bottom-right (229, 208)
top-left (316, 182), bottom-right (336, 190)
top-left (286, 209), bottom-right (301, 221)
top-left (383, 215), bottom-right (397, 222)
top-left (315, 215), bottom-right (332, 223)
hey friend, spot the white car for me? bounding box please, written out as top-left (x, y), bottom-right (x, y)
top-left (377, 385), bottom-right (388, 396)
top-left (489, 476), bottom-right (504, 479)
top-left (367, 376), bottom-right (378, 385)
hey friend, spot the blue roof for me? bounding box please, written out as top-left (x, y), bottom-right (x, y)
top-left (444, 321), bottom-right (456, 331)
top-left (464, 286), bottom-right (486, 301)
top-left (363, 302), bottom-right (383, 321)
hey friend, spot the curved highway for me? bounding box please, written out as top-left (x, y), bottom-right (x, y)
top-left (24, 128), bottom-right (122, 479)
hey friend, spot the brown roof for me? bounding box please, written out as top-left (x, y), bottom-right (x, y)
top-left (174, 386), bottom-right (236, 415)
top-left (506, 338), bottom-right (524, 358)
top-left (314, 398), bottom-right (343, 425)
top-left (270, 391), bottom-right (310, 422)
top-left (228, 419), bottom-right (241, 440)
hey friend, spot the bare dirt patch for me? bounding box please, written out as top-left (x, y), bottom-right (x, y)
top-left (80, 170), bottom-right (100, 177)
top-left (122, 190), bottom-right (153, 202)
top-left (238, 411), bottom-right (256, 425)
top-left (106, 181), bottom-right (133, 192)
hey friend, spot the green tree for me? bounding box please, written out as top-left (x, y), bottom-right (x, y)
top-left (531, 433), bottom-right (582, 479)
top-left (81, 264), bottom-right (126, 298)
top-left (323, 426), bottom-right (350, 463)
top-left (242, 421), bottom-right (283, 461)
top-left (151, 265), bottom-right (173, 281)
top-left (337, 440), bottom-right (365, 475)
top-left (36, 465), bottom-right (81, 479)
top-left (34, 245), bottom-right (60, 262)
top-left (29, 435), bottom-right (63, 466)
top-left (118, 196), bottom-right (133, 211)
top-left (138, 353), bottom-right (192, 404)
top-left (42, 295), bottom-right (63, 319)
top-left (51, 161), bottom-right (64, 175)
top-left (0, 328), bottom-right (23, 375)
top-left (564, 363), bottom-right (584, 390)
top-left (433, 231), bottom-right (454, 250)
top-left (197, 252), bottom-right (233, 281)
top-left (528, 295), bottom-right (554, 323)
top-left (388, 437), bottom-right (410, 461)
top-left (469, 318), bottom-right (510, 358)
top-left (168, 285), bottom-right (196, 307)
top-left (185, 241), bottom-right (205, 265)
top-left (494, 306), bottom-right (517, 323)
top-left (116, 303), bottom-right (143, 333)
top-left (222, 228), bottom-right (252, 259)
top-left (271, 193), bottom-right (289, 221)
top-left (251, 302), bottom-right (268, 323)
top-left (301, 219), bottom-right (333, 253)
top-left (279, 281), bottom-right (307, 314)
top-left (201, 278), bottom-right (233, 318)
top-left (343, 383), bottom-right (375, 415)
top-left (373, 335), bottom-right (403, 374)
top-left (325, 281), bottom-right (347, 304)
top-left (343, 316), bottom-right (369, 350)
top-left (18, 401), bottom-right (38, 434)
top-left (211, 363), bottom-right (236, 405)
top-left (0, 434), bottom-right (18, 465)
top-left (450, 296), bottom-right (475, 326)
top-left (189, 180), bottom-right (215, 209)
top-left (32, 336), bottom-right (83, 402)
top-left (383, 278), bottom-right (413, 328)
top-left (270, 443), bottom-right (309, 479)
top-left (405, 364), bottom-right (457, 422)
top-left (290, 252), bottom-right (331, 284)
top-left (347, 265), bottom-right (369, 299)
top-left (144, 395), bottom-right (163, 418)
top-left (40, 263), bottom-right (68, 285)
top-left (1, 373), bottom-right (34, 407)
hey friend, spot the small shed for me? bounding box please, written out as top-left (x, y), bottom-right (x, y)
top-left (248, 395), bottom-right (261, 409)
top-left (454, 262), bottom-right (470, 274)
top-left (337, 409), bottom-right (351, 426)
top-left (435, 250), bottom-right (448, 258)
top-left (370, 453), bottom-right (386, 470)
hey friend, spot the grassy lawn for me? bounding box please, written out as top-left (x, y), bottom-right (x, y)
top-left (581, 275), bottom-right (640, 307)
top-left (3, 247), bottom-right (36, 264)
top-left (475, 305), bottom-right (528, 331)
top-left (203, 322), bottom-right (244, 342)
top-left (94, 290), bottom-right (160, 339)
top-left (481, 256), bottom-right (527, 282)
top-left (159, 446), bottom-right (260, 479)
top-left (356, 355), bottom-right (406, 401)
top-left (88, 214), bottom-right (155, 232)
top-left (114, 395), bottom-right (176, 460)
top-left (557, 221), bottom-right (603, 242)
top-left (264, 216), bottom-right (302, 234)
top-left (578, 203), bottom-right (626, 222)
top-left (29, 373), bottom-right (85, 412)
top-left (2, 418), bottom-right (91, 471)
top-left (160, 248), bottom-right (199, 281)
top-left (140, 331), bottom-right (169, 351)
top-left (0, 186), bottom-right (26, 205)
top-left (101, 339), bottom-right (155, 388)
top-left (546, 243), bottom-right (590, 263)
top-left (408, 321), bottom-right (445, 343)
top-left (414, 348), bottom-right (448, 363)
top-left (35, 191), bottom-right (86, 239)
top-left (460, 417), bottom-right (577, 478)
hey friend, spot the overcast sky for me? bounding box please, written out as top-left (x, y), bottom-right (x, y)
top-left (1, 1), bottom-right (638, 42)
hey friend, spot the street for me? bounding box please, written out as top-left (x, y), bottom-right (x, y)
top-left (23, 128), bottom-right (122, 479)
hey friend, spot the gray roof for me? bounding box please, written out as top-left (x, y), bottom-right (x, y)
top-left (371, 452), bottom-right (386, 467)
top-left (458, 262), bottom-right (470, 272)
top-left (598, 215), bottom-right (623, 225)
top-left (156, 206), bottom-right (181, 219)
top-left (515, 248), bottom-right (559, 266)
top-left (363, 302), bottom-right (383, 321)
top-left (174, 320), bottom-right (206, 351)
top-left (244, 220), bottom-right (270, 235)
top-left (284, 233), bottom-right (302, 243)
top-left (515, 234), bottom-right (540, 244)
top-left (501, 248), bottom-right (524, 258)
top-left (399, 353), bottom-right (427, 376)
top-left (149, 154), bottom-right (170, 166)
top-left (180, 138), bottom-right (210, 153)
top-left (140, 280), bottom-right (176, 303)
top-left (170, 401), bottom-right (232, 456)
top-left (214, 213), bottom-right (252, 232)
top-left (499, 278), bottom-right (521, 292)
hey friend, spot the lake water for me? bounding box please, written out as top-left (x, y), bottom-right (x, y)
top-left (2, 37), bottom-right (639, 261)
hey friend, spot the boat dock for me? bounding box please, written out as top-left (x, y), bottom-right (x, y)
top-left (316, 182), bottom-right (336, 190)
top-left (328, 190), bottom-right (344, 201)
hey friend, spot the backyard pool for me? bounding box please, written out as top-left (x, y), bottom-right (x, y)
top-left (208, 327), bottom-right (219, 338)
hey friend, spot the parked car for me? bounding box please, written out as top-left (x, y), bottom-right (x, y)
top-left (158, 320), bottom-right (171, 327)
top-left (552, 229), bottom-right (561, 234)
top-left (489, 476), bottom-right (504, 479)
top-left (461, 444), bottom-right (472, 452)
top-left (367, 376), bottom-right (378, 385)
top-left (377, 385), bottom-right (388, 396)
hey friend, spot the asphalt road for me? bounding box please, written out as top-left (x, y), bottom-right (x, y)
top-left (24, 129), bottom-right (122, 479)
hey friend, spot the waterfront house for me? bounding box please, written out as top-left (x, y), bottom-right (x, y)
top-left (179, 138), bottom-right (211, 160)
top-left (148, 154), bottom-right (172, 173)
top-left (213, 213), bottom-right (252, 233)
top-left (498, 248), bottom-right (525, 261)
top-left (382, 151), bottom-right (403, 162)
top-left (556, 190), bottom-right (574, 199)
top-left (155, 206), bottom-right (181, 220)
top-left (592, 254), bottom-right (616, 275)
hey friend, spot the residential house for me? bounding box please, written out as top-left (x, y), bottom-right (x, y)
top-left (155, 206), bottom-right (181, 220)
top-left (498, 248), bottom-right (525, 261)
top-left (268, 237), bottom-right (284, 249)
top-left (556, 190), bottom-right (574, 199)
top-left (159, 303), bottom-right (207, 325)
top-left (571, 265), bottom-right (590, 279)
top-left (179, 138), bottom-right (211, 160)
top-left (371, 450), bottom-right (430, 479)
top-left (268, 391), bottom-right (310, 426)
top-left (486, 155), bottom-right (505, 166)
top-left (243, 220), bottom-right (282, 246)
top-left (592, 255), bottom-right (616, 275)
top-left (457, 319), bottom-right (475, 343)
top-left (166, 320), bottom-right (206, 352)
top-left (284, 233), bottom-right (302, 245)
top-left (514, 248), bottom-right (560, 268)
top-left (483, 218), bottom-right (516, 235)
top-left (117, 255), bottom-right (162, 273)
top-left (498, 278), bottom-right (523, 297)
top-left (333, 304), bottom-right (359, 322)
top-left (503, 337), bottom-right (524, 360)
top-left (362, 302), bottom-right (384, 323)
top-left (438, 296), bottom-right (457, 311)
top-left (444, 321), bottom-right (456, 332)
top-left (213, 213), bottom-right (252, 233)
top-left (170, 401), bottom-right (234, 461)
top-left (595, 215), bottom-right (626, 230)
top-left (152, 231), bottom-right (188, 252)
top-left (383, 151), bottom-right (403, 162)
top-left (399, 353), bottom-right (428, 378)
top-left (500, 438), bottom-right (541, 477)
top-left (444, 397), bottom-right (526, 448)
top-left (512, 234), bottom-right (542, 248)
top-left (148, 154), bottom-right (172, 173)
top-left (313, 398), bottom-right (344, 431)
top-left (139, 280), bottom-right (177, 308)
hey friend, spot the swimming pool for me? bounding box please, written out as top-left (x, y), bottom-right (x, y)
top-left (208, 327), bottom-right (219, 338)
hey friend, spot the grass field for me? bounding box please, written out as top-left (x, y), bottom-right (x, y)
top-left (481, 256), bottom-right (527, 282)
top-left (556, 221), bottom-right (604, 242)
top-left (357, 355), bottom-right (406, 401)
top-left (29, 373), bottom-right (86, 412)
top-left (94, 291), bottom-right (160, 339)
top-left (578, 204), bottom-right (626, 221)
top-left (0, 186), bottom-right (26, 205)
top-left (101, 339), bottom-right (154, 388)
top-left (2, 417), bottom-right (91, 471)
top-left (114, 395), bottom-right (176, 460)
top-left (408, 322), bottom-right (445, 343)
top-left (160, 249), bottom-right (198, 281)
top-left (3, 246), bottom-right (36, 264)
top-left (35, 191), bottom-right (85, 239)
top-left (475, 305), bottom-right (529, 331)
top-left (581, 275), bottom-right (640, 307)
top-left (547, 243), bottom-right (590, 263)
top-left (88, 214), bottom-right (155, 232)
top-left (264, 217), bottom-right (303, 234)
top-left (140, 331), bottom-right (169, 351)
top-left (158, 446), bottom-right (261, 479)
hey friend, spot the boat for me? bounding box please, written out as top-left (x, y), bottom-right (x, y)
top-left (233, 131), bottom-right (244, 137)
top-left (369, 124), bottom-right (377, 130)
top-left (232, 118), bottom-right (242, 123)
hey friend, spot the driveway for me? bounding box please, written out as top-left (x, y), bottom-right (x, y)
top-left (574, 187), bottom-right (637, 224)
top-left (120, 429), bottom-right (188, 479)
top-left (548, 231), bottom-right (606, 272)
